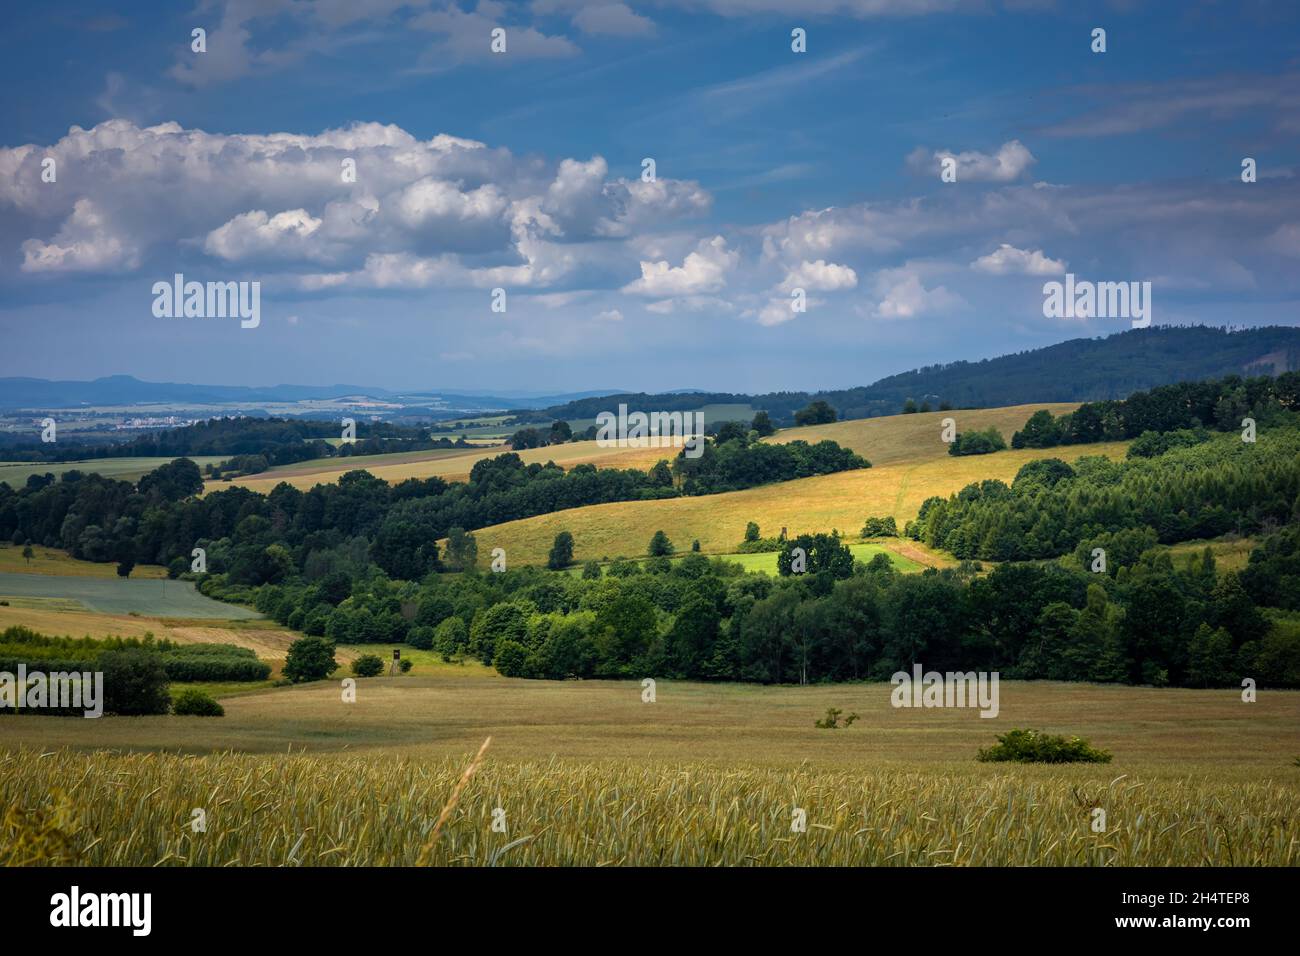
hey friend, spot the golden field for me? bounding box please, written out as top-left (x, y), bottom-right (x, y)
top-left (461, 440), bottom-right (1130, 566)
top-left (2, 676), bottom-right (1297, 866)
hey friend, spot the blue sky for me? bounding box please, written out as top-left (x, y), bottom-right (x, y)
top-left (1, 0), bottom-right (1298, 393)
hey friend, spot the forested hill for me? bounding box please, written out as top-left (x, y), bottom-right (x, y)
top-left (518, 326), bottom-right (1300, 424)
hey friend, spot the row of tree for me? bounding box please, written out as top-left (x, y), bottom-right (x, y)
top-left (240, 528), bottom-right (1299, 688)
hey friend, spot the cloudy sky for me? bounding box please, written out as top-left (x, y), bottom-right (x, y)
top-left (2, 0), bottom-right (1298, 393)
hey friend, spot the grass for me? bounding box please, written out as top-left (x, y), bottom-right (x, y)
top-left (0, 543), bottom-right (167, 578)
top-left (567, 541), bottom-right (929, 575)
top-left (0, 570), bottom-right (260, 618)
top-left (459, 440), bottom-right (1131, 567)
top-left (1165, 536), bottom-right (1258, 574)
top-left (0, 456), bottom-right (226, 488)
top-left (2, 677), bottom-right (1297, 865)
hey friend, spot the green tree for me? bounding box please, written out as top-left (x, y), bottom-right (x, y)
top-left (648, 530), bottom-right (675, 557)
top-left (744, 521), bottom-right (761, 543)
top-left (751, 410), bottom-right (775, 437)
top-left (434, 616), bottom-right (469, 661)
top-left (98, 649), bottom-right (171, 715)
top-left (794, 400), bottom-right (837, 426)
top-left (445, 527), bottom-right (478, 571)
top-left (21, 544), bottom-right (33, 565)
top-left (351, 654), bottom-right (385, 677)
top-left (548, 531), bottom-right (575, 570)
top-left (283, 636), bottom-right (338, 683)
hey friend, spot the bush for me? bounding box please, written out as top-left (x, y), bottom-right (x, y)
top-left (494, 640), bottom-right (529, 677)
top-left (351, 654), bottom-right (385, 677)
top-left (399, 658), bottom-right (413, 673)
top-left (98, 649), bottom-right (171, 716)
top-left (172, 688), bottom-right (224, 716)
top-left (548, 531), bottom-right (575, 570)
top-left (283, 636), bottom-right (337, 683)
top-left (860, 516), bottom-right (898, 537)
top-left (977, 729), bottom-right (1112, 764)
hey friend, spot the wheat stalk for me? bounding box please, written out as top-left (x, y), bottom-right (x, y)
top-left (417, 736), bottom-right (491, 865)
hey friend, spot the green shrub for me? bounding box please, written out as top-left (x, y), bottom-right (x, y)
top-left (351, 654), bottom-right (384, 678)
top-left (98, 649), bottom-right (171, 716)
top-left (172, 688), bottom-right (224, 717)
top-left (283, 636), bottom-right (337, 683)
top-left (399, 658), bottom-right (413, 673)
top-left (977, 728), bottom-right (1112, 764)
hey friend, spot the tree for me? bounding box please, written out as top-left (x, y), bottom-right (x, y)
top-left (548, 420), bottom-right (573, 444)
top-left (98, 649), bottom-right (171, 715)
top-left (902, 399), bottom-right (919, 414)
top-left (445, 527), bottom-right (478, 571)
top-left (751, 411), bottom-right (775, 437)
top-left (581, 560), bottom-right (602, 580)
top-left (116, 558), bottom-right (134, 578)
top-left (794, 400), bottom-right (837, 426)
top-left (648, 530), bottom-right (675, 557)
top-left (692, 539), bottom-right (701, 552)
top-left (548, 531), bottom-right (575, 570)
top-left (744, 522), bottom-right (761, 543)
top-left (283, 636), bottom-right (338, 683)
top-left (434, 616), bottom-right (469, 660)
top-left (21, 544), bottom-right (33, 565)
top-left (509, 427), bottom-right (545, 450)
top-left (351, 654), bottom-right (385, 677)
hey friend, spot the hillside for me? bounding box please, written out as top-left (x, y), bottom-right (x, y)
top-left (454, 403), bottom-right (1131, 566)
top-left (517, 326), bottom-right (1300, 424)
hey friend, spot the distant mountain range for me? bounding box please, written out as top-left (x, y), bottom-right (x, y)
top-left (0, 375), bottom-right (612, 412)
top-left (516, 326), bottom-right (1300, 424)
top-left (3, 326), bottom-right (1297, 424)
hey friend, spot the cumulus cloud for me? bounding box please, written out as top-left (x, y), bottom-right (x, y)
top-left (0, 119), bottom-right (711, 290)
top-left (594, 308), bottom-right (624, 321)
top-left (204, 208), bottom-right (323, 261)
top-left (870, 267), bottom-right (966, 320)
top-left (622, 235), bottom-right (737, 296)
top-left (907, 140), bottom-right (1036, 183)
top-left (777, 258), bottom-right (858, 293)
top-left (21, 199), bottom-right (139, 273)
top-left (970, 243), bottom-right (1065, 275)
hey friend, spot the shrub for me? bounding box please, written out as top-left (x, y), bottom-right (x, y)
top-left (172, 688), bottom-right (224, 717)
top-left (351, 654), bottom-right (384, 678)
top-left (977, 729), bottom-right (1112, 764)
top-left (399, 658), bottom-right (413, 673)
top-left (98, 649), bottom-right (171, 716)
top-left (860, 516), bottom-right (898, 538)
top-left (283, 636), bottom-right (337, 683)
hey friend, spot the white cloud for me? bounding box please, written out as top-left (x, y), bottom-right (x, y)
top-left (870, 268), bottom-right (966, 320)
top-left (907, 140), bottom-right (1036, 183)
top-left (777, 258), bottom-right (858, 293)
top-left (20, 199), bottom-right (139, 273)
top-left (622, 235), bottom-right (737, 296)
top-left (594, 308), bottom-right (624, 321)
top-left (971, 243), bottom-right (1065, 275)
top-left (204, 208), bottom-right (323, 261)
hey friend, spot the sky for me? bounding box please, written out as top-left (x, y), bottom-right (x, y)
top-left (1, 0), bottom-right (1298, 394)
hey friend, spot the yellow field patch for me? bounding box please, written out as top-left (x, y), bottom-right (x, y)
top-left (219, 438), bottom-right (676, 493)
top-left (770, 403), bottom-right (1081, 466)
top-left (0, 543), bottom-right (167, 578)
top-left (462, 440), bottom-right (1131, 565)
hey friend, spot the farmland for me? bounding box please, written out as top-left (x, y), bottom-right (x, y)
top-left (0, 456), bottom-right (226, 488)
top-left (460, 439), bottom-right (1130, 566)
top-left (2, 677), bottom-right (1297, 865)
